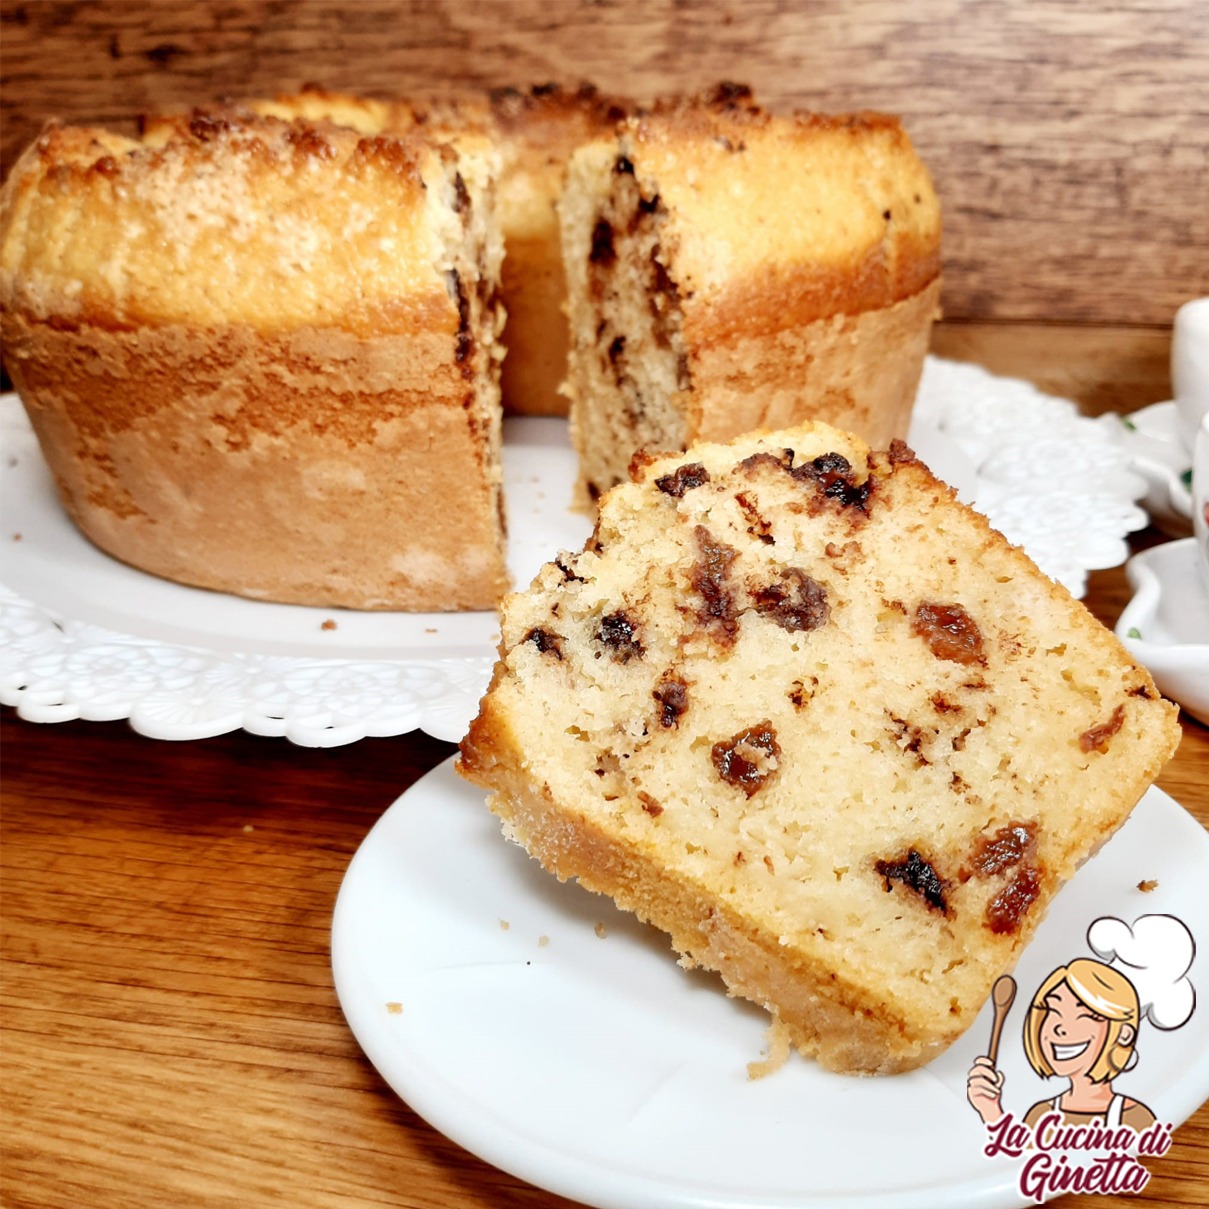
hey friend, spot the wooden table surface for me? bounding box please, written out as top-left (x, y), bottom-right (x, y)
top-left (3, 330), bottom-right (1207, 1208)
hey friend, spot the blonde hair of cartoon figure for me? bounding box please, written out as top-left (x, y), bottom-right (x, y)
top-left (1023, 958), bottom-right (1141, 1082)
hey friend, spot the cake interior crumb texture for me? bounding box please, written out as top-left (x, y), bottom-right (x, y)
top-left (560, 103), bottom-right (942, 505)
top-left (459, 422), bottom-right (1180, 1075)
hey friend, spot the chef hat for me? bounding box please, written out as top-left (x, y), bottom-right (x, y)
top-left (1087, 914), bottom-right (1196, 1031)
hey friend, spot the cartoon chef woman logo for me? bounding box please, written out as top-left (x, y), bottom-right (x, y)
top-left (966, 914), bottom-right (1196, 1201)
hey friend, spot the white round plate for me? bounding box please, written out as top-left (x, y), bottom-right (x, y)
top-left (332, 758), bottom-right (1209, 1209)
top-left (0, 359), bottom-right (1148, 744)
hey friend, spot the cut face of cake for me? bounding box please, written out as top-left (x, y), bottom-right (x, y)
top-left (487, 82), bottom-right (631, 417)
top-left (255, 82), bottom-right (632, 417)
top-left (459, 422), bottom-right (1180, 1075)
top-left (560, 92), bottom-right (943, 506)
top-left (0, 109), bottom-right (508, 610)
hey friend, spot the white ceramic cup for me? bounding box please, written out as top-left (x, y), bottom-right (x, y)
top-left (1173, 297), bottom-right (1209, 455)
top-left (1194, 412), bottom-right (1209, 597)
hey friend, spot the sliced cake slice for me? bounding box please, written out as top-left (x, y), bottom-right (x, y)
top-left (559, 87), bottom-right (942, 506)
top-left (459, 422), bottom-right (1180, 1074)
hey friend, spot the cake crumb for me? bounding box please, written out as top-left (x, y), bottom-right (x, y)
top-left (594, 922), bottom-right (608, 939)
top-left (321, 618), bottom-right (337, 631)
top-left (747, 1015), bottom-right (793, 1080)
top-left (385, 1001), bottom-right (403, 1015)
top-left (242, 824), bottom-right (254, 833)
top-left (456, 417), bottom-right (1180, 1076)
top-left (12, 533), bottom-right (21, 541)
top-left (425, 627), bottom-right (438, 634)
top-left (499, 919), bottom-right (510, 930)
top-left (537, 934), bottom-right (550, 947)
top-left (1137, 879), bottom-right (1159, 893)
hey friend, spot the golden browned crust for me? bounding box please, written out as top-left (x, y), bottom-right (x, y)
top-left (685, 236), bottom-right (941, 347)
top-left (623, 106), bottom-right (942, 326)
top-left (2, 312), bottom-right (507, 611)
top-left (249, 82), bottom-right (493, 138)
top-left (487, 81), bottom-right (629, 142)
top-left (0, 112), bottom-right (467, 336)
top-left (687, 278), bottom-right (942, 449)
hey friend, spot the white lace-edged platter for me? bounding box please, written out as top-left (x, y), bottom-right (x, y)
top-left (0, 358), bottom-right (1150, 746)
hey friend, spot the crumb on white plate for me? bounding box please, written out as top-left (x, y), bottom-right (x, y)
top-left (747, 1015), bottom-right (793, 1081)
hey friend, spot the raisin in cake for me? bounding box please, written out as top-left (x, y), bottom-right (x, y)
top-left (560, 88), bottom-right (942, 505)
top-left (458, 422), bottom-right (1179, 1075)
top-left (0, 108), bottom-right (507, 610)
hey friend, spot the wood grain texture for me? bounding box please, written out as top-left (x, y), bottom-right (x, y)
top-left (1, 590), bottom-right (1206, 1209)
top-left (1, 0), bottom-right (1206, 327)
top-left (1, 725), bottom-right (580, 1209)
top-left (2, 327), bottom-right (1209, 1208)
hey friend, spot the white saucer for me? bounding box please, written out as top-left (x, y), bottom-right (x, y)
top-left (332, 758), bottom-right (1209, 1209)
top-left (1115, 402), bottom-right (1195, 537)
top-left (1117, 538), bottom-right (1209, 726)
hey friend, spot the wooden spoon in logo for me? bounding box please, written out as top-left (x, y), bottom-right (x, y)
top-left (987, 974), bottom-right (1017, 1064)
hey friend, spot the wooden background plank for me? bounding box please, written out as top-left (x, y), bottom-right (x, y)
top-left (1, 0), bottom-right (1205, 329)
